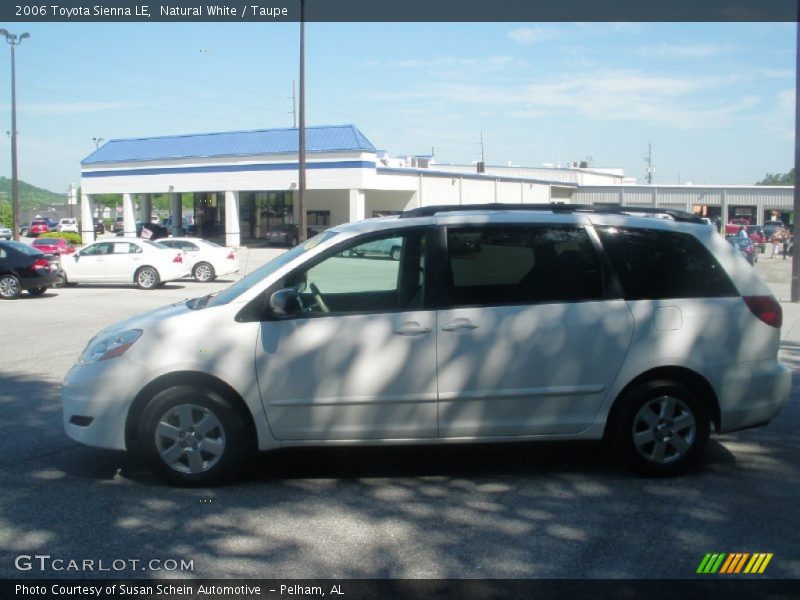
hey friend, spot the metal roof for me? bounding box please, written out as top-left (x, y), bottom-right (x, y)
top-left (81, 124), bottom-right (377, 165)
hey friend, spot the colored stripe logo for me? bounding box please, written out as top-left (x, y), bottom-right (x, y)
top-left (697, 553), bottom-right (773, 574)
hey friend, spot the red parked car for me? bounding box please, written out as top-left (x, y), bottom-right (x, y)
top-left (31, 237), bottom-right (76, 255)
top-left (28, 219), bottom-right (50, 237)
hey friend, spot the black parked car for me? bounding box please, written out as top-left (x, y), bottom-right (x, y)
top-left (115, 222), bottom-right (170, 240)
top-left (0, 240), bottom-right (62, 299)
top-left (93, 218), bottom-right (106, 234)
top-left (268, 224), bottom-right (299, 246)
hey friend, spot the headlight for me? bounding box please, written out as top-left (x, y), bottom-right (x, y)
top-left (78, 329), bottom-right (143, 365)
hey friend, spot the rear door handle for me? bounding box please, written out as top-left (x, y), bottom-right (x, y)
top-left (394, 321), bottom-right (431, 336)
top-left (442, 318), bottom-right (479, 332)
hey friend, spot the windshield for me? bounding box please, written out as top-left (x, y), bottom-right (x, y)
top-left (203, 231), bottom-right (338, 308)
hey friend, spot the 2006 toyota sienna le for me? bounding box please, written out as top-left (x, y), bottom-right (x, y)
top-left (62, 204), bottom-right (791, 485)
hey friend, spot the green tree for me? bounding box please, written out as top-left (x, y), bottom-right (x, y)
top-left (756, 168), bottom-right (795, 186)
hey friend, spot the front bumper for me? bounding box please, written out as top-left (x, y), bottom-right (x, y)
top-left (61, 356), bottom-right (153, 450)
top-left (715, 360), bottom-right (792, 433)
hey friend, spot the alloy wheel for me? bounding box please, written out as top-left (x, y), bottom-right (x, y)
top-left (154, 404), bottom-right (226, 475)
top-left (631, 395), bottom-right (697, 464)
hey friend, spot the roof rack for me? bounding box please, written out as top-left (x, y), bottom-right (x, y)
top-left (399, 203), bottom-right (705, 224)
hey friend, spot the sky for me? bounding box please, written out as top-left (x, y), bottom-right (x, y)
top-left (0, 21), bottom-right (795, 193)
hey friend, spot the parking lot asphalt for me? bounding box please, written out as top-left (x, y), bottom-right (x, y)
top-left (0, 246), bottom-right (798, 579)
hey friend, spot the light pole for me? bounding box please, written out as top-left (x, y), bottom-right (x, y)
top-left (0, 29), bottom-right (30, 242)
top-left (92, 136), bottom-right (104, 149)
top-left (298, 0), bottom-right (307, 242)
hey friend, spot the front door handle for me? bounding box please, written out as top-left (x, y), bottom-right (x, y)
top-left (441, 318), bottom-right (479, 332)
top-left (394, 321), bottom-right (431, 336)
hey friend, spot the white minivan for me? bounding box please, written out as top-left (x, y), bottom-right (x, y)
top-left (61, 205), bottom-right (791, 485)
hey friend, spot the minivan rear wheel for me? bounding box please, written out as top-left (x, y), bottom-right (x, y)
top-left (610, 380), bottom-right (709, 476)
top-left (139, 385), bottom-right (250, 486)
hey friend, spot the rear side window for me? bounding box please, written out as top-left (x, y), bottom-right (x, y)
top-left (596, 226), bottom-right (737, 300)
top-left (443, 225), bottom-right (604, 307)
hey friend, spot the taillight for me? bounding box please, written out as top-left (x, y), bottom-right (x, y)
top-left (226, 250), bottom-right (236, 260)
top-left (743, 296), bottom-right (782, 328)
top-left (173, 254), bottom-right (183, 263)
top-left (32, 258), bottom-right (49, 270)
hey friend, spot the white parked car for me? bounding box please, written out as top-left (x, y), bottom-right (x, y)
top-left (57, 218), bottom-right (79, 233)
top-left (157, 237), bottom-right (240, 282)
top-left (62, 205), bottom-right (791, 485)
top-left (60, 238), bottom-right (189, 289)
top-left (0, 226), bottom-right (11, 240)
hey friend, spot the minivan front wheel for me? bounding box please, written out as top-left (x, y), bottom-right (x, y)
top-left (139, 385), bottom-right (250, 486)
top-left (611, 380), bottom-right (709, 476)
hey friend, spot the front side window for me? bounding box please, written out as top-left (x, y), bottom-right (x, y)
top-left (443, 225), bottom-right (604, 307)
top-left (82, 242), bottom-right (114, 256)
top-left (596, 226), bottom-right (737, 300)
top-left (286, 230), bottom-right (427, 315)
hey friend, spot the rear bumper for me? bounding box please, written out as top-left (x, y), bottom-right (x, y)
top-left (159, 263), bottom-right (191, 282)
top-left (20, 272), bottom-right (61, 289)
top-left (715, 360), bottom-right (791, 433)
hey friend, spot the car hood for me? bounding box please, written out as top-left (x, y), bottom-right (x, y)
top-left (93, 299), bottom-right (194, 339)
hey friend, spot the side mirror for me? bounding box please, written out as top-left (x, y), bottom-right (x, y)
top-left (269, 288), bottom-right (302, 317)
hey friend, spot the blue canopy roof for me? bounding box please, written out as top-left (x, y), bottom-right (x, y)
top-left (82, 124), bottom-right (377, 165)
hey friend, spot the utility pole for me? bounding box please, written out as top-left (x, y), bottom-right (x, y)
top-left (298, 0), bottom-right (307, 242)
top-left (291, 80), bottom-right (296, 128)
top-left (791, 18), bottom-right (800, 302)
top-left (0, 29), bottom-right (30, 242)
top-left (644, 143), bottom-right (654, 185)
top-left (477, 132), bottom-right (486, 173)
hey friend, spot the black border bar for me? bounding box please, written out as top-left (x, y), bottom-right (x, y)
top-left (1, 0), bottom-right (797, 23)
top-left (3, 579), bottom-right (800, 600)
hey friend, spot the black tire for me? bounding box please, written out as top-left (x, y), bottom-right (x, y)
top-left (192, 262), bottom-right (216, 282)
top-left (138, 385), bottom-right (252, 486)
top-left (0, 274), bottom-right (21, 300)
top-left (28, 287), bottom-right (48, 297)
top-left (135, 266), bottom-right (160, 290)
top-left (389, 246), bottom-right (401, 261)
top-left (609, 380), bottom-right (710, 476)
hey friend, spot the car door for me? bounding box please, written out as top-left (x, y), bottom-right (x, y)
top-left (435, 223), bottom-right (634, 438)
top-left (103, 242), bottom-right (143, 282)
top-left (66, 242), bottom-right (114, 281)
top-left (254, 228), bottom-right (438, 441)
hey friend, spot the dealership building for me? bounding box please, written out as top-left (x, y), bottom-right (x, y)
top-left (79, 124), bottom-right (794, 245)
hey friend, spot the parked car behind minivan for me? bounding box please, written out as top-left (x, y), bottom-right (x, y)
top-left (62, 204), bottom-right (791, 485)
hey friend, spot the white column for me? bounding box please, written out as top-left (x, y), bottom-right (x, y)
top-left (169, 193), bottom-right (182, 236)
top-left (140, 193), bottom-right (152, 224)
top-left (348, 189), bottom-right (366, 222)
top-left (80, 193), bottom-right (95, 244)
top-left (122, 193), bottom-right (136, 237)
top-left (720, 189), bottom-right (729, 233)
top-left (224, 190), bottom-right (240, 247)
